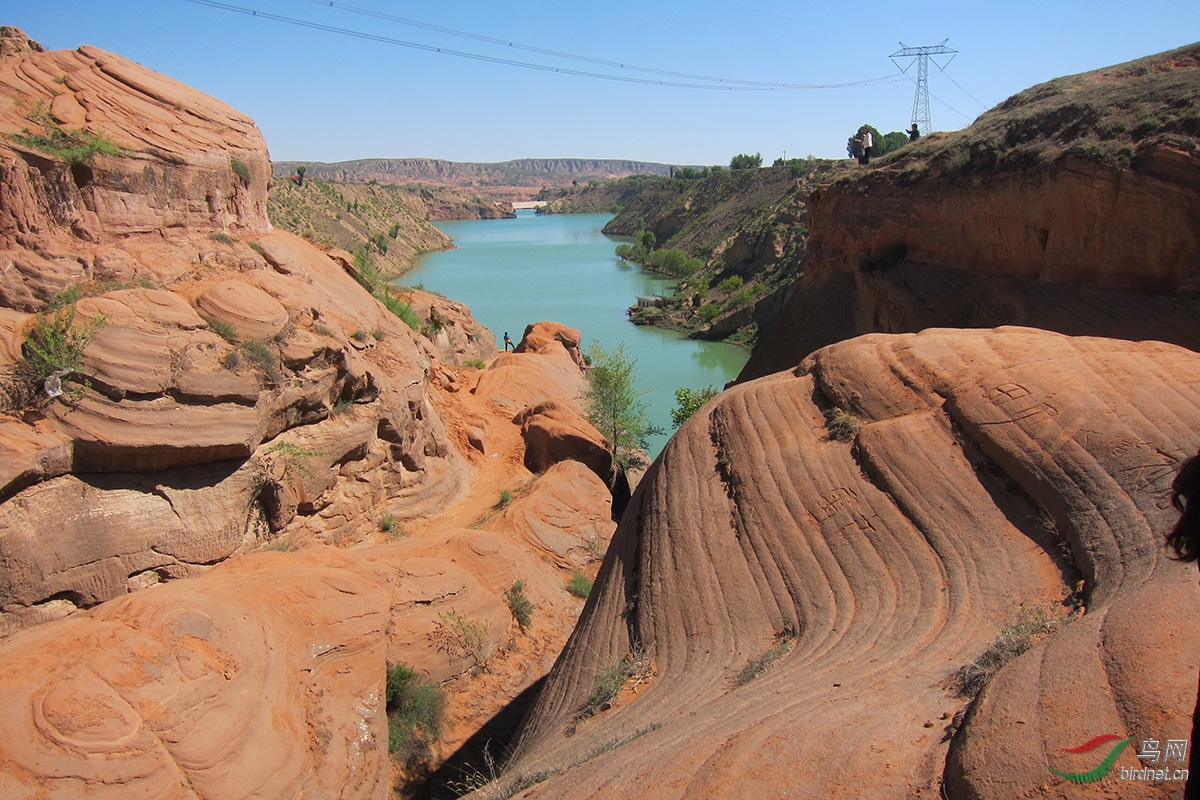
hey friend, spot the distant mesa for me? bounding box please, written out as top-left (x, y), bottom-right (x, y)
top-left (271, 157), bottom-right (700, 201)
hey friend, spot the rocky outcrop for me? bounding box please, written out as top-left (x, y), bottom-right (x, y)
top-left (492, 327), bottom-right (1200, 799)
top-left (0, 34), bottom-right (468, 636)
top-left (742, 43), bottom-right (1200, 381)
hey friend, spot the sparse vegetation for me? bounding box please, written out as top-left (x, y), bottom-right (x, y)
top-left (504, 579), bottom-right (534, 632)
top-left (566, 571), bottom-right (593, 599)
top-left (430, 609), bottom-right (490, 669)
top-left (240, 339), bottom-right (282, 383)
top-left (210, 232), bottom-right (236, 245)
top-left (203, 315), bottom-right (237, 342)
top-left (352, 329), bottom-right (369, 342)
top-left (824, 408), bottom-right (860, 441)
top-left (7, 101), bottom-right (125, 166)
top-left (385, 663), bottom-right (446, 761)
top-left (378, 512), bottom-right (399, 533)
top-left (497, 489), bottom-right (513, 508)
top-left (464, 358), bottom-right (487, 370)
top-left (945, 606), bottom-right (1064, 701)
top-left (734, 623), bottom-right (798, 686)
top-left (577, 646), bottom-right (653, 720)
top-left (1, 305), bottom-right (108, 409)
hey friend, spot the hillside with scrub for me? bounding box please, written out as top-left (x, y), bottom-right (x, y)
top-left (268, 177), bottom-right (512, 280)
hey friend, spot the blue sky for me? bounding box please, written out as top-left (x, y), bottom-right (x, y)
top-left (8, 1), bottom-right (1199, 165)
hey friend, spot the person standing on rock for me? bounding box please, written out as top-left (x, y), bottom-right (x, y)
top-left (908, 123), bottom-right (920, 142)
top-left (1166, 450), bottom-right (1200, 799)
top-left (503, 331), bottom-right (513, 351)
top-left (860, 128), bottom-right (874, 165)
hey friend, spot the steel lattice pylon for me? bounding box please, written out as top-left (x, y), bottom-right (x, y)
top-left (890, 40), bottom-right (957, 137)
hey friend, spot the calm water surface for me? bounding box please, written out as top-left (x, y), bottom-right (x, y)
top-left (405, 211), bottom-right (748, 456)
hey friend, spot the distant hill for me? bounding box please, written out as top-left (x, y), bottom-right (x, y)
top-left (272, 158), bottom-right (698, 201)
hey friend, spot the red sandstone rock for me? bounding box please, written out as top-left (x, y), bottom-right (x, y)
top-left (499, 328), bottom-right (1200, 799)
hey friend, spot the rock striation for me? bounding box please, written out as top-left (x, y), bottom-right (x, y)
top-left (495, 327), bottom-right (1200, 799)
top-left (742, 42), bottom-right (1200, 381)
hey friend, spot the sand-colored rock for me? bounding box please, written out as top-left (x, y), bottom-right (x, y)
top-left (0, 547), bottom-right (393, 800)
top-left (475, 322), bottom-right (588, 412)
top-left (497, 328), bottom-right (1200, 799)
top-left (194, 279), bottom-right (289, 341)
top-left (514, 400), bottom-right (611, 481)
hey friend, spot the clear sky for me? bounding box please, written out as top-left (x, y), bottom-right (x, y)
top-left (7, 1), bottom-right (1199, 166)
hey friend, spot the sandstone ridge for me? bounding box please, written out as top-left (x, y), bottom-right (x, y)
top-left (493, 327), bottom-right (1200, 799)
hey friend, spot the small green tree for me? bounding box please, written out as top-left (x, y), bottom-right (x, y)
top-left (638, 229), bottom-right (656, 252)
top-left (730, 152), bottom-right (763, 169)
top-left (295, 164), bottom-right (306, 186)
top-left (671, 386), bottom-right (718, 427)
top-left (582, 341), bottom-right (658, 467)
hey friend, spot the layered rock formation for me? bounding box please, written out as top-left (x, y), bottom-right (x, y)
top-left (742, 42), bottom-right (1200, 381)
top-left (0, 28), bottom-right (531, 640)
top-left (492, 327), bottom-right (1200, 799)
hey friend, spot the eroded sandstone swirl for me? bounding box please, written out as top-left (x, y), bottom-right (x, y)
top-left (496, 327), bottom-right (1200, 799)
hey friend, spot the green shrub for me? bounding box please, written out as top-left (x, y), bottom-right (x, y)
top-left (220, 350), bottom-right (241, 370)
top-left (566, 571), bottom-right (593, 599)
top-left (8, 102), bottom-right (124, 167)
top-left (717, 276), bottom-right (744, 294)
top-left (497, 489), bottom-right (513, 508)
top-left (203, 315), bottom-right (237, 342)
top-left (1, 305), bottom-right (108, 409)
top-left (385, 663), bottom-right (446, 760)
top-left (352, 329), bottom-right (369, 342)
top-left (378, 512), bottom-right (398, 533)
top-left (504, 579), bottom-right (534, 632)
top-left (378, 289), bottom-right (421, 330)
top-left (464, 359), bottom-right (487, 370)
top-left (240, 339), bottom-right (282, 383)
top-left (230, 158), bottom-right (251, 185)
top-left (671, 386), bottom-right (718, 428)
top-left (210, 232), bottom-right (236, 245)
top-left (698, 303), bottom-right (721, 324)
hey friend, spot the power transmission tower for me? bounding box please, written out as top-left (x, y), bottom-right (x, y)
top-left (890, 40), bottom-right (957, 137)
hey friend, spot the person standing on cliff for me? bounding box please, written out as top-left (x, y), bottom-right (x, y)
top-left (503, 332), bottom-right (513, 351)
top-left (1165, 450), bottom-right (1200, 799)
top-left (860, 128), bottom-right (874, 164)
top-left (908, 123), bottom-right (920, 142)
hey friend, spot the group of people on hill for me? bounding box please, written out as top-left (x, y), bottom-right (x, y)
top-left (855, 123), bottom-right (921, 165)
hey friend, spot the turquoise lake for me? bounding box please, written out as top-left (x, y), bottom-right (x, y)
top-left (404, 211), bottom-right (748, 456)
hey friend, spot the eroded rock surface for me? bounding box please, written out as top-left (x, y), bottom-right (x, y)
top-left (0, 34), bottom-right (466, 634)
top-left (498, 328), bottom-right (1200, 799)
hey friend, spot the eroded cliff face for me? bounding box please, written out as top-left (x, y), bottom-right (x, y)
top-left (742, 43), bottom-right (1200, 381)
top-left (494, 327), bottom-right (1200, 799)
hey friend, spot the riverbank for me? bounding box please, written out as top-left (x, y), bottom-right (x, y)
top-left (406, 211), bottom-right (748, 456)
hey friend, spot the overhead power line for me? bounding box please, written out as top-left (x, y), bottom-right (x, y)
top-left (184, 0), bottom-right (905, 91)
